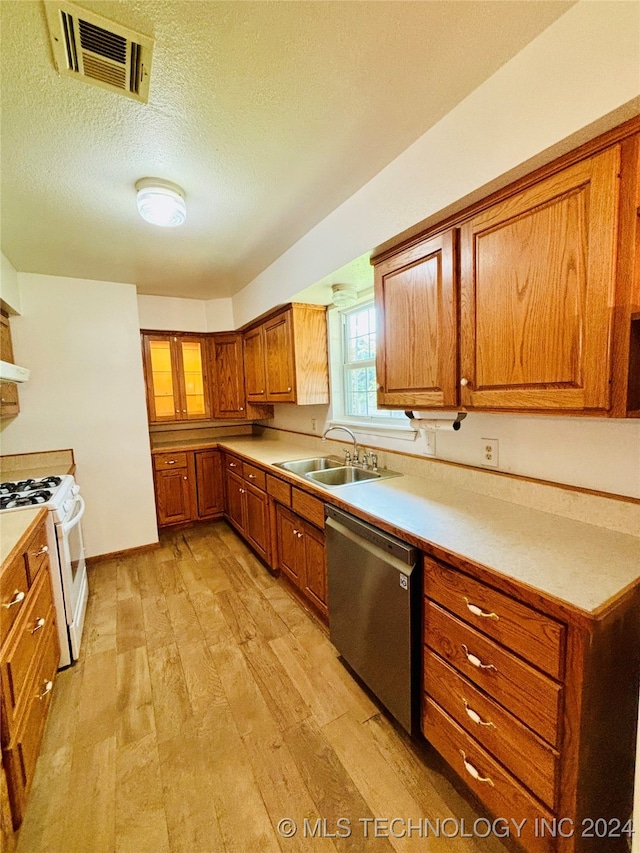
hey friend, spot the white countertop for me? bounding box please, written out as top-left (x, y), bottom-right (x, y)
top-left (152, 435), bottom-right (640, 617)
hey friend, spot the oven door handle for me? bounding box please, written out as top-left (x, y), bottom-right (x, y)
top-left (61, 495), bottom-right (85, 535)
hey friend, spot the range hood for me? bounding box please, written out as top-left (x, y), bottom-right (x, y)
top-left (0, 360), bottom-right (30, 383)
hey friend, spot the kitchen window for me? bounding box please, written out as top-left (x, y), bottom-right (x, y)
top-left (329, 298), bottom-right (407, 432)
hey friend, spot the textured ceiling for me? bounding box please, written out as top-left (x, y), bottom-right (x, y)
top-left (0, 1), bottom-right (573, 300)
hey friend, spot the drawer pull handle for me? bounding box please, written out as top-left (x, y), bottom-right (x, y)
top-left (167, 460), bottom-right (176, 465)
top-left (459, 750), bottom-right (494, 786)
top-left (248, 474), bottom-right (256, 479)
top-left (3, 590), bottom-right (26, 609)
top-left (37, 680), bottom-right (53, 700)
top-left (32, 617), bottom-right (46, 633)
top-left (462, 699), bottom-right (496, 729)
top-left (463, 597), bottom-right (498, 621)
top-left (229, 462), bottom-right (237, 468)
top-left (297, 532), bottom-right (303, 539)
top-left (462, 644), bottom-right (497, 672)
top-left (293, 529), bottom-right (299, 535)
top-left (35, 545), bottom-right (49, 556)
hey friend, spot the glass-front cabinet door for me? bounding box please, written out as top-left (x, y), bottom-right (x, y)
top-left (142, 333), bottom-right (211, 423)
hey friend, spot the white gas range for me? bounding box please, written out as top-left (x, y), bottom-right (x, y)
top-left (0, 474), bottom-right (88, 667)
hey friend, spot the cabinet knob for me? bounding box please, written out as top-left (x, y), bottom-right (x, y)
top-left (35, 545), bottom-right (49, 556)
top-left (293, 529), bottom-right (299, 535)
top-left (175, 410), bottom-right (180, 413)
top-left (248, 474), bottom-right (256, 479)
top-left (377, 384), bottom-right (383, 391)
top-left (297, 532), bottom-right (303, 539)
top-left (260, 390), bottom-right (265, 395)
top-left (229, 462), bottom-right (237, 468)
top-left (183, 476), bottom-right (188, 481)
top-left (31, 617), bottom-right (46, 634)
top-left (183, 409), bottom-right (187, 413)
top-left (3, 590), bottom-right (25, 609)
top-left (37, 680), bottom-right (54, 700)
top-left (287, 387), bottom-right (292, 392)
top-left (460, 377), bottom-right (469, 387)
top-left (240, 407), bottom-right (244, 411)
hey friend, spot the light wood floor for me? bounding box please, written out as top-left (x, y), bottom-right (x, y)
top-left (16, 521), bottom-right (510, 853)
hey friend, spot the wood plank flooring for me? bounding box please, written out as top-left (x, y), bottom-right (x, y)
top-left (15, 521), bottom-right (510, 853)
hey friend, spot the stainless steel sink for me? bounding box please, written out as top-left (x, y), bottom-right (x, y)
top-left (306, 466), bottom-right (382, 486)
top-left (275, 456), bottom-right (343, 476)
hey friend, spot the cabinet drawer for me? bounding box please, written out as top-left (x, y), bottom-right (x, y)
top-left (424, 650), bottom-right (558, 808)
top-left (266, 473), bottom-right (291, 506)
top-left (153, 452), bottom-right (188, 471)
top-left (243, 462), bottom-right (266, 491)
top-left (0, 556), bottom-right (29, 646)
top-left (422, 698), bottom-right (555, 853)
top-left (425, 557), bottom-right (565, 679)
top-left (1, 571), bottom-right (55, 735)
top-left (291, 488), bottom-right (324, 529)
top-left (224, 455), bottom-right (242, 474)
top-left (23, 522), bottom-right (50, 586)
top-left (3, 620), bottom-right (58, 829)
top-left (425, 601), bottom-right (561, 745)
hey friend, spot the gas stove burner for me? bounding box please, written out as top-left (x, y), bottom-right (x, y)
top-left (0, 490), bottom-right (52, 509)
top-left (0, 476), bottom-right (63, 496)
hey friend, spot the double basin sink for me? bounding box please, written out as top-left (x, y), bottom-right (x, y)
top-left (274, 456), bottom-right (401, 489)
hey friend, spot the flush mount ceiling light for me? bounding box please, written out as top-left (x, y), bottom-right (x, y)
top-left (135, 178), bottom-right (186, 227)
top-left (331, 283), bottom-right (358, 309)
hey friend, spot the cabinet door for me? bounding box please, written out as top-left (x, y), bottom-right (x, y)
top-left (264, 311), bottom-right (296, 402)
top-left (175, 337), bottom-right (210, 420)
top-left (459, 147), bottom-right (620, 411)
top-left (275, 505), bottom-right (303, 586)
top-left (224, 468), bottom-right (246, 534)
top-left (0, 315), bottom-right (19, 418)
top-left (195, 450), bottom-right (223, 518)
top-left (210, 334), bottom-right (247, 418)
top-left (301, 524), bottom-right (327, 617)
top-left (142, 334), bottom-right (181, 422)
top-left (375, 230), bottom-right (457, 409)
top-left (243, 326), bottom-right (267, 403)
top-left (155, 468), bottom-right (192, 526)
top-left (244, 482), bottom-right (269, 562)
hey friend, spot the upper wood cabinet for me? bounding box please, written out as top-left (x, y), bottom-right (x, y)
top-left (373, 119), bottom-right (640, 417)
top-left (0, 314), bottom-right (19, 419)
top-left (142, 333), bottom-right (211, 423)
top-left (209, 332), bottom-right (273, 420)
top-left (242, 304), bottom-right (329, 406)
top-left (459, 146), bottom-right (619, 412)
top-left (375, 230), bottom-right (457, 409)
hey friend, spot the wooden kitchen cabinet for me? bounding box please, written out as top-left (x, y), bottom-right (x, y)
top-left (209, 333), bottom-right (273, 420)
top-left (1, 513), bottom-right (60, 831)
top-left (0, 314), bottom-right (19, 419)
top-left (242, 304), bottom-right (330, 406)
top-left (275, 502), bottom-right (327, 618)
top-left (375, 229), bottom-right (457, 409)
top-left (194, 450), bottom-right (224, 518)
top-left (458, 147), bottom-right (619, 412)
top-left (222, 455), bottom-right (270, 561)
top-left (372, 119), bottom-right (640, 416)
top-left (153, 449), bottom-right (223, 527)
top-left (421, 554), bottom-right (639, 853)
top-left (142, 332), bottom-right (211, 423)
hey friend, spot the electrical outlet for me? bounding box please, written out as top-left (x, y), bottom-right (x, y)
top-left (481, 437), bottom-right (499, 468)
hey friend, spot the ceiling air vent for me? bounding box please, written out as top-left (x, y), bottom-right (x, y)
top-left (44, 1), bottom-right (153, 103)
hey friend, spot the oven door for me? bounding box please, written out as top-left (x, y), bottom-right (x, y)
top-left (56, 494), bottom-right (88, 659)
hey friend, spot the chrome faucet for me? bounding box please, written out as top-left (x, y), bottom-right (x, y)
top-left (321, 425), bottom-right (358, 465)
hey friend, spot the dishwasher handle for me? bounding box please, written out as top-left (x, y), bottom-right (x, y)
top-left (326, 516), bottom-right (417, 577)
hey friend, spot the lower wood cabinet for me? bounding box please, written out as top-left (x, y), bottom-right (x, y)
top-left (222, 454), bottom-right (269, 562)
top-left (422, 554), bottom-right (639, 853)
top-left (275, 503), bottom-right (327, 617)
top-left (1, 514), bottom-right (60, 832)
top-left (153, 449), bottom-right (224, 527)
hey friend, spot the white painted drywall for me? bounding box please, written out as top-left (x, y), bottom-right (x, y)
top-left (0, 273), bottom-right (158, 557)
top-left (137, 294), bottom-right (234, 332)
top-left (232, 1), bottom-right (640, 326)
top-left (0, 253), bottom-right (21, 314)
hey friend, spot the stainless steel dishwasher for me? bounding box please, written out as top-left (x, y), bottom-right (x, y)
top-left (325, 505), bottom-right (419, 734)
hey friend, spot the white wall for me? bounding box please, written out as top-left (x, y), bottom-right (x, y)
top-left (0, 273), bottom-right (158, 557)
top-left (232, 1), bottom-right (640, 326)
top-left (0, 252), bottom-right (21, 314)
top-left (137, 294), bottom-right (234, 332)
